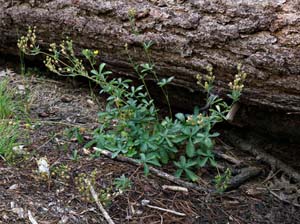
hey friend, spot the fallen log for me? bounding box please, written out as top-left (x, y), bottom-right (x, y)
top-left (0, 0), bottom-right (299, 139)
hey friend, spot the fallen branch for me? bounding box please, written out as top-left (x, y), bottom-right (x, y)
top-left (85, 179), bottom-right (115, 224)
top-left (162, 185), bottom-right (188, 192)
top-left (94, 148), bottom-right (209, 193)
top-left (141, 199), bottom-right (186, 217)
top-left (226, 167), bottom-right (262, 191)
top-left (224, 131), bottom-right (300, 182)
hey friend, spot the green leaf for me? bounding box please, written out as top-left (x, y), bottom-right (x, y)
top-left (172, 135), bottom-right (188, 144)
top-left (209, 158), bottom-right (217, 167)
top-left (185, 169), bottom-right (198, 182)
top-left (197, 157), bottom-right (208, 167)
top-left (175, 113), bottom-right (185, 122)
top-left (186, 138), bottom-right (195, 158)
top-left (159, 149), bottom-right (169, 164)
top-left (143, 164), bottom-right (149, 176)
top-left (174, 169), bottom-right (183, 178)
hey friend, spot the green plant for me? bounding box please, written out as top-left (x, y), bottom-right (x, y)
top-left (0, 79), bottom-right (17, 119)
top-left (0, 120), bottom-right (19, 161)
top-left (75, 170), bottom-right (112, 205)
top-left (18, 27), bottom-right (246, 182)
top-left (215, 168), bottom-right (232, 193)
top-left (51, 164), bottom-right (71, 182)
top-left (113, 174), bottom-right (132, 192)
top-left (128, 8), bottom-right (139, 35)
top-left (70, 149), bottom-right (81, 161)
top-left (67, 127), bottom-right (85, 144)
top-left (0, 79), bottom-right (22, 161)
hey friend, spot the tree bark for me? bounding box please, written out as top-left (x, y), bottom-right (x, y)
top-left (0, 0), bottom-right (299, 139)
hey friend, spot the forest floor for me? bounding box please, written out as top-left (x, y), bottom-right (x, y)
top-left (0, 64), bottom-right (299, 224)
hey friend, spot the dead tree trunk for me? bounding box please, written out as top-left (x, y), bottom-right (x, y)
top-left (0, 0), bottom-right (299, 140)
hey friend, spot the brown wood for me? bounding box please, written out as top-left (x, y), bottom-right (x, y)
top-left (0, 0), bottom-right (299, 139)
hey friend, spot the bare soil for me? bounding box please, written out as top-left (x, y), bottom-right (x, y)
top-left (0, 65), bottom-right (299, 224)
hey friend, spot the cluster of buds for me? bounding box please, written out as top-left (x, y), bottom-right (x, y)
top-left (186, 113), bottom-right (204, 126)
top-left (17, 26), bottom-right (37, 54)
top-left (49, 43), bottom-right (57, 53)
top-left (228, 64), bottom-right (247, 92)
top-left (44, 55), bottom-right (59, 73)
top-left (196, 66), bottom-right (215, 93)
top-left (51, 164), bottom-right (71, 182)
top-left (75, 170), bottom-right (98, 202)
top-left (128, 8), bottom-right (137, 19)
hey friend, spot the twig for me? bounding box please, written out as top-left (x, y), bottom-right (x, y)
top-left (147, 204), bottom-right (187, 217)
top-left (28, 210), bottom-right (38, 224)
top-left (226, 103), bottom-right (240, 122)
top-left (162, 185), bottom-right (188, 192)
top-left (85, 179), bottom-right (115, 224)
top-left (94, 148), bottom-right (209, 193)
top-left (270, 190), bottom-right (300, 207)
top-left (141, 200), bottom-right (186, 217)
top-left (225, 131), bottom-right (300, 182)
top-left (214, 151), bottom-right (242, 166)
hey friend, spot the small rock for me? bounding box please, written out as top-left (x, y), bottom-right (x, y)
top-left (141, 199), bottom-right (150, 206)
top-left (17, 84), bottom-right (26, 94)
top-left (12, 145), bottom-right (26, 154)
top-left (59, 215), bottom-right (69, 224)
top-left (0, 70), bottom-right (6, 77)
top-left (8, 184), bottom-right (19, 190)
top-left (61, 95), bottom-right (73, 103)
top-left (12, 207), bottom-right (25, 219)
top-left (2, 213), bottom-right (9, 220)
top-left (87, 99), bottom-right (95, 107)
top-left (37, 157), bottom-right (50, 177)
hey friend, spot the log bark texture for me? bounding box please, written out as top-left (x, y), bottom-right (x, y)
top-left (0, 0), bottom-right (300, 139)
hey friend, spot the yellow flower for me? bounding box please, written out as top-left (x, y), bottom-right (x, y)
top-left (93, 50), bottom-right (99, 55)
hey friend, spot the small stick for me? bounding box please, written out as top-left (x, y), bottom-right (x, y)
top-left (270, 190), bottom-right (300, 207)
top-left (85, 179), bottom-right (115, 224)
top-left (147, 204), bottom-right (187, 217)
top-left (226, 103), bottom-right (240, 122)
top-left (28, 210), bottom-right (38, 224)
top-left (162, 185), bottom-right (188, 192)
top-left (141, 200), bottom-right (186, 217)
top-left (94, 148), bottom-right (209, 193)
top-left (214, 151), bottom-right (242, 166)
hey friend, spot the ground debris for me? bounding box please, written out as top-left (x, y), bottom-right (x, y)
top-left (0, 66), bottom-right (299, 223)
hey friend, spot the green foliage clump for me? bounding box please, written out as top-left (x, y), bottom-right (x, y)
top-left (215, 168), bottom-right (232, 193)
top-left (0, 120), bottom-right (19, 161)
top-left (0, 79), bottom-right (17, 119)
top-left (18, 27), bottom-right (246, 183)
top-left (75, 170), bottom-right (112, 205)
top-left (113, 174), bottom-right (132, 192)
top-left (0, 79), bottom-right (21, 161)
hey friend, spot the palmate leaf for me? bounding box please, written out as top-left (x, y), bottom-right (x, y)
top-left (175, 113), bottom-right (185, 122)
top-left (209, 158), bottom-right (217, 167)
top-left (186, 138), bottom-right (195, 158)
top-left (143, 163), bottom-right (150, 176)
top-left (174, 169), bottom-right (183, 178)
top-left (197, 157), bottom-right (208, 167)
top-left (185, 169), bottom-right (198, 182)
